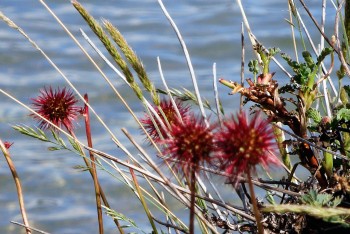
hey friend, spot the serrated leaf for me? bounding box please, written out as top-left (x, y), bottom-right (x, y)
top-left (336, 108), bottom-right (350, 121)
top-left (317, 47), bottom-right (333, 65)
top-left (306, 108), bottom-right (322, 124)
top-left (302, 51), bottom-right (315, 68)
top-left (268, 47), bottom-right (280, 56)
top-left (332, 196), bottom-right (343, 207)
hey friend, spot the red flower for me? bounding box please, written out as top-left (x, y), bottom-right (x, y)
top-left (161, 114), bottom-right (215, 173)
top-left (215, 111), bottom-right (280, 185)
top-left (30, 86), bottom-right (81, 132)
top-left (141, 99), bottom-right (190, 142)
top-left (4, 141), bottom-right (13, 149)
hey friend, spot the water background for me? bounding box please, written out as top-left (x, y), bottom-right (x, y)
top-left (0, 0), bottom-right (336, 233)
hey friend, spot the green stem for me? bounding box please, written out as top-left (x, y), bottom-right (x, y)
top-left (273, 123), bottom-right (292, 170)
top-left (130, 167), bottom-right (158, 234)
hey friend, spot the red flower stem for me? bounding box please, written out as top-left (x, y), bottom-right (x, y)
top-left (83, 94), bottom-right (104, 234)
top-left (0, 140), bottom-right (32, 234)
top-left (68, 120), bottom-right (124, 233)
top-left (247, 168), bottom-right (264, 234)
top-left (189, 167), bottom-right (196, 234)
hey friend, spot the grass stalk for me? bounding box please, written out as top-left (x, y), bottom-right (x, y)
top-left (0, 140), bottom-right (32, 234)
top-left (103, 20), bottom-right (160, 105)
top-left (246, 169), bottom-right (264, 234)
top-left (287, 0), bottom-right (299, 62)
top-left (157, 0), bottom-right (208, 125)
top-left (130, 167), bottom-right (159, 234)
top-left (189, 168), bottom-right (196, 234)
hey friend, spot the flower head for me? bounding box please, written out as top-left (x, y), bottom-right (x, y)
top-left (161, 114), bottom-right (215, 173)
top-left (141, 99), bottom-right (190, 142)
top-left (30, 86), bottom-right (81, 132)
top-left (215, 111), bottom-right (280, 185)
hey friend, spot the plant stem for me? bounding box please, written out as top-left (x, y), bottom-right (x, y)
top-left (345, 0), bottom-right (350, 50)
top-left (66, 127), bottom-right (124, 233)
top-left (247, 168), bottom-right (264, 234)
top-left (83, 94), bottom-right (104, 234)
top-left (0, 140), bottom-right (32, 234)
top-left (189, 167), bottom-right (196, 234)
top-left (130, 167), bottom-right (158, 234)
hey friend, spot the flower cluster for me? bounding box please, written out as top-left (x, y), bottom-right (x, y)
top-left (29, 86), bottom-right (280, 182)
top-left (141, 99), bottom-right (280, 180)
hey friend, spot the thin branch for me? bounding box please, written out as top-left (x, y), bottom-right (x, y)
top-left (240, 22), bottom-right (245, 111)
top-left (157, 0), bottom-right (208, 126)
top-left (213, 63), bottom-right (222, 126)
top-left (10, 221), bottom-right (49, 234)
top-left (0, 140), bottom-right (31, 234)
top-left (299, 0), bottom-right (339, 54)
top-left (273, 123), bottom-right (349, 161)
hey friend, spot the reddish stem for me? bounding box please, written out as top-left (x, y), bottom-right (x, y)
top-left (0, 140), bottom-right (32, 234)
top-left (83, 94), bottom-right (104, 234)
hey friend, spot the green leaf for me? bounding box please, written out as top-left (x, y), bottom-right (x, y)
top-left (268, 47), bottom-right (281, 56)
top-left (248, 59), bottom-right (259, 74)
top-left (344, 85), bottom-right (350, 99)
top-left (302, 51), bottom-right (315, 68)
top-left (68, 137), bottom-right (83, 154)
top-left (13, 125), bottom-right (49, 142)
top-left (51, 130), bottom-right (66, 148)
top-left (266, 191), bottom-right (276, 205)
top-left (281, 53), bottom-right (298, 69)
top-left (301, 190), bottom-right (341, 208)
top-left (336, 108), bottom-right (350, 121)
top-left (102, 205), bottom-right (145, 233)
top-left (317, 47), bottom-right (333, 65)
top-left (48, 146), bottom-right (62, 151)
top-left (306, 108), bottom-right (322, 124)
top-left (73, 165), bottom-right (91, 172)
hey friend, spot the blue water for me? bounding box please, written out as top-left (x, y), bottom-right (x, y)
top-left (0, 0), bottom-right (334, 233)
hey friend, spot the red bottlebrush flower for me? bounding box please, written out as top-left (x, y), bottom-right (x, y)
top-left (140, 99), bottom-right (190, 142)
top-left (161, 114), bottom-right (215, 173)
top-left (30, 86), bottom-right (81, 132)
top-left (215, 111), bottom-right (280, 186)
